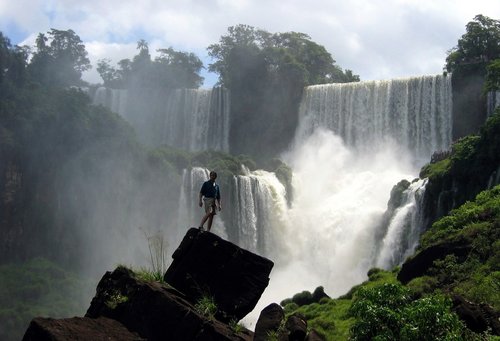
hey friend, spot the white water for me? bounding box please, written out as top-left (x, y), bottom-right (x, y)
top-left (92, 87), bottom-right (230, 151)
top-left (295, 75), bottom-right (452, 164)
top-left (375, 178), bottom-right (428, 268)
top-left (243, 75), bottom-right (452, 327)
top-left (161, 88), bottom-right (230, 151)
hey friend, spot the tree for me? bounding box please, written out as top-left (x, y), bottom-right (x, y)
top-left (445, 15), bottom-right (500, 75)
top-left (96, 58), bottom-right (119, 87)
top-left (99, 41), bottom-right (203, 90)
top-left (28, 29), bottom-right (91, 87)
top-left (485, 58), bottom-right (500, 91)
top-left (207, 24), bottom-right (360, 160)
top-left (154, 47), bottom-right (203, 88)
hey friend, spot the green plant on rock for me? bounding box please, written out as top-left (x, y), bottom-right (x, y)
top-left (105, 289), bottom-right (128, 309)
top-left (140, 227), bottom-right (168, 282)
top-left (229, 318), bottom-right (245, 333)
top-left (195, 295), bottom-right (218, 320)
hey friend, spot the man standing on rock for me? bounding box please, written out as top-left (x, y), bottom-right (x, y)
top-left (198, 171), bottom-right (222, 232)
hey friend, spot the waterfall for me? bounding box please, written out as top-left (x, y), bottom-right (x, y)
top-left (295, 75), bottom-right (453, 163)
top-left (161, 88), bottom-right (230, 152)
top-left (91, 86), bottom-right (230, 152)
top-left (178, 167), bottom-right (287, 255)
top-left (487, 91), bottom-right (500, 116)
top-left (375, 178), bottom-right (428, 268)
top-left (92, 87), bottom-right (128, 116)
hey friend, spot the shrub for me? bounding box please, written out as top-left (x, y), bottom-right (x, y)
top-left (349, 283), bottom-right (465, 341)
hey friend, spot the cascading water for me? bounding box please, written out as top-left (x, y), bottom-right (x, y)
top-left (178, 166), bottom-right (287, 256)
top-left (161, 88), bottom-right (230, 151)
top-left (91, 86), bottom-right (230, 152)
top-left (374, 178), bottom-right (428, 268)
top-left (295, 75), bottom-right (453, 164)
top-left (487, 91), bottom-right (500, 116)
top-left (246, 75), bottom-right (453, 326)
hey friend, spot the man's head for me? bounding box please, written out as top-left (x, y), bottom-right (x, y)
top-left (209, 171), bottom-right (217, 181)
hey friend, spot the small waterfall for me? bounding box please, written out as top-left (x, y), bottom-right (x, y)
top-left (487, 91), bottom-right (500, 116)
top-left (92, 87), bottom-right (128, 116)
top-left (231, 167), bottom-right (287, 255)
top-left (375, 178), bottom-right (428, 268)
top-left (295, 75), bottom-right (453, 163)
top-left (178, 167), bottom-right (287, 255)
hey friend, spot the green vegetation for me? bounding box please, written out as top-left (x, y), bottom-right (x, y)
top-left (413, 185), bottom-right (500, 310)
top-left (207, 24), bottom-right (360, 161)
top-left (195, 295), bottom-right (218, 320)
top-left (0, 258), bottom-right (94, 341)
top-left (105, 289), bottom-right (129, 309)
top-left (97, 40), bottom-right (204, 89)
top-left (445, 14), bottom-right (500, 78)
top-left (281, 269), bottom-right (398, 340)
top-left (349, 284), bottom-right (464, 341)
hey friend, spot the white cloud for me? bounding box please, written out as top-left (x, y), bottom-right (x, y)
top-left (1, 0), bottom-right (499, 86)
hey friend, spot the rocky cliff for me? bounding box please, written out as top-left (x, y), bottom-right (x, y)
top-left (22, 228), bottom-right (326, 340)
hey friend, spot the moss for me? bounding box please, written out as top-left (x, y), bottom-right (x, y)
top-left (420, 158), bottom-right (451, 180)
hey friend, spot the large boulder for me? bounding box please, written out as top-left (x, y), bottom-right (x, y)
top-left (254, 303), bottom-right (285, 341)
top-left (23, 316), bottom-right (144, 341)
top-left (85, 266), bottom-right (253, 341)
top-left (164, 228), bottom-right (274, 323)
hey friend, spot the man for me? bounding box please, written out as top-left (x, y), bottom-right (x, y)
top-left (198, 171), bottom-right (222, 232)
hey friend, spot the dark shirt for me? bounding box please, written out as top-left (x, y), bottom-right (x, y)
top-left (200, 180), bottom-right (220, 200)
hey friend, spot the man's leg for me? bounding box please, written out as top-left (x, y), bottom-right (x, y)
top-left (207, 212), bottom-right (215, 231)
top-left (199, 213), bottom-right (210, 230)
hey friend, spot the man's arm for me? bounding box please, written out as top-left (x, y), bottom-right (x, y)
top-left (199, 192), bottom-right (203, 207)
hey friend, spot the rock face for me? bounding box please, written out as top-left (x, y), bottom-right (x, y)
top-left (397, 238), bottom-right (471, 284)
top-left (23, 228), bottom-right (275, 340)
top-left (85, 266), bottom-right (253, 341)
top-left (452, 294), bottom-right (500, 335)
top-left (22, 316), bottom-right (144, 341)
top-left (164, 228), bottom-right (274, 323)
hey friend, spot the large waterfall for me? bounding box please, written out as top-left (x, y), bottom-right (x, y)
top-left (92, 76), bottom-right (453, 328)
top-left (93, 87), bottom-right (230, 152)
top-left (295, 75), bottom-right (453, 164)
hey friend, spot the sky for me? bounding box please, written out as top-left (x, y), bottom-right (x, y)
top-left (0, 0), bottom-right (499, 87)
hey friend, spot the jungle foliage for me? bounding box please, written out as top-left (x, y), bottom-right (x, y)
top-left (0, 258), bottom-right (94, 341)
top-left (207, 25), bottom-right (360, 161)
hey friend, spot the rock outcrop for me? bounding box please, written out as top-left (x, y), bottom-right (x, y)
top-left (164, 228), bottom-right (274, 323)
top-left (23, 228), bottom-right (274, 340)
top-left (23, 316), bottom-right (144, 341)
top-left (254, 303), bottom-right (325, 341)
top-left (85, 266), bottom-right (253, 341)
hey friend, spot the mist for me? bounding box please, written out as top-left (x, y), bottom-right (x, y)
top-left (242, 128), bottom-right (416, 327)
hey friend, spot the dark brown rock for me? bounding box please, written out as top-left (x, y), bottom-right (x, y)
top-left (164, 228), bottom-right (274, 323)
top-left (254, 303), bottom-right (285, 341)
top-left (286, 313), bottom-right (307, 341)
top-left (86, 266), bottom-right (253, 341)
top-left (452, 294), bottom-right (500, 335)
top-left (22, 316), bottom-right (144, 341)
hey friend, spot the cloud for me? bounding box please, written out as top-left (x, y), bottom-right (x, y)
top-left (1, 0), bottom-right (499, 86)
